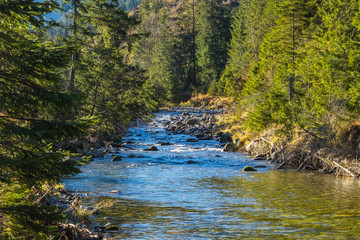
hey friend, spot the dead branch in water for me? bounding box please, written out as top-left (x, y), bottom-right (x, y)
top-left (331, 160), bottom-right (356, 178)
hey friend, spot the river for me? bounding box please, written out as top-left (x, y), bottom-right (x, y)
top-left (64, 110), bottom-right (360, 239)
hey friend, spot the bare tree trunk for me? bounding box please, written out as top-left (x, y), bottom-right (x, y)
top-left (90, 78), bottom-right (100, 116)
top-left (68, 2), bottom-right (78, 90)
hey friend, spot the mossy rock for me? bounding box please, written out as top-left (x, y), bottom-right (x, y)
top-left (105, 225), bottom-right (119, 231)
top-left (145, 146), bottom-right (158, 151)
top-left (243, 166), bottom-right (257, 172)
top-left (111, 156), bottom-right (122, 161)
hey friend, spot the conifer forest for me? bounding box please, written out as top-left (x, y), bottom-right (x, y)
top-left (2, 0), bottom-right (360, 239)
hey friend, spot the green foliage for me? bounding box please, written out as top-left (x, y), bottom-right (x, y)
top-left (132, 0), bottom-right (197, 102)
top-left (0, 0), bottom-right (93, 237)
top-left (225, 0), bottom-right (360, 141)
top-left (196, 0), bottom-right (231, 94)
top-left (75, 0), bottom-right (156, 140)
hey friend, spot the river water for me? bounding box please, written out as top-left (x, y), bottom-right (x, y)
top-left (64, 111), bottom-right (360, 239)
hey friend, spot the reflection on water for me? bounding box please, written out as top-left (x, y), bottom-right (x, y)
top-left (64, 112), bottom-right (360, 239)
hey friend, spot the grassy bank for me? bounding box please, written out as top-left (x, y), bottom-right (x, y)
top-left (181, 95), bottom-right (360, 178)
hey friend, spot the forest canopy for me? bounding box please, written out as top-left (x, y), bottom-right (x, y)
top-left (2, 0), bottom-right (360, 237)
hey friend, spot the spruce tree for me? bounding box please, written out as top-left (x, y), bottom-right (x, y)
top-left (196, 0), bottom-right (231, 94)
top-left (0, 0), bottom-right (92, 237)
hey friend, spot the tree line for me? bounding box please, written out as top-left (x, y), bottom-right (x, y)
top-left (136, 0), bottom-right (360, 145)
top-left (0, 0), bottom-right (155, 238)
top-left (2, 0), bottom-right (360, 237)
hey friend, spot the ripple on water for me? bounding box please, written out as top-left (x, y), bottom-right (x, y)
top-left (64, 112), bottom-right (360, 239)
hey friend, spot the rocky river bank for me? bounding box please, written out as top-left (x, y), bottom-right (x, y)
top-left (57, 108), bottom-right (273, 239)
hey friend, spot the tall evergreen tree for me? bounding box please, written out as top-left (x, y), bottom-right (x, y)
top-left (77, 0), bottom-right (156, 140)
top-left (0, 0), bottom-right (92, 237)
top-left (196, 0), bottom-right (231, 94)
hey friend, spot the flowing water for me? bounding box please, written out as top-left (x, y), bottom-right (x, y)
top-left (64, 111), bottom-right (360, 239)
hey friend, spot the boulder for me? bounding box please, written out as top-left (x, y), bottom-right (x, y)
top-left (105, 225), bottom-right (119, 231)
top-left (186, 118), bottom-right (200, 125)
top-left (128, 154), bottom-right (136, 158)
top-left (186, 160), bottom-right (198, 164)
top-left (86, 150), bottom-right (105, 158)
top-left (144, 146), bottom-right (158, 151)
top-left (219, 133), bottom-right (232, 143)
top-left (186, 138), bottom-right (199, 143)
top-left (109, 190), bottom-right (120, 193)
top-left (243, 166), bottom-right (257, 172)
top-left (271, 151), bottom-right (280, 160)
top-left (176, 121), bottom-right (184, 127)
top-left (223, 142), bottom-right (236, 152)
top-left (208, 116), bottom-right (217, 123)
top-left (253, 154), bottom-right (267, 161)
top-left (111, 156), bottom-right (122, 162)
top-left (254, 165), bottom-right (267, 168)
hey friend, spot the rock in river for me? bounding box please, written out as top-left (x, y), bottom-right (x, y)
top-left (111, 156), bottom-right (122, 162)
top-left (186, 160), bottom-right (198, 164)
top-left (243, 166), bottom-right (257, 172)
top-left (144, 146), bottom-right (158, 151)
top-left (186, 138), bottom-right (199, 143)
top-left (222, 142), bottom-right (236, 152)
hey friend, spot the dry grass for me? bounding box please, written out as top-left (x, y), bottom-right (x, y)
top-left (180, 94), bottom-right (234, 110)
top-left (219, 108), bottom-right (360, 178)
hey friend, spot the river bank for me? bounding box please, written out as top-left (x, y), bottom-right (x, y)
top-left (61, 109), bottom-right (360, 239)
top-left (51, 105), bottom-right (360, 239)
top-left (178, 95), bottom-right (360, 178)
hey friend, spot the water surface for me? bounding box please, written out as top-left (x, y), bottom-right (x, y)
top-left (64, 111), bottom-right (360, 239)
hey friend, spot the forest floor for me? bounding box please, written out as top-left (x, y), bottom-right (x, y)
top-left (179, 94), bottom-right (360, 178)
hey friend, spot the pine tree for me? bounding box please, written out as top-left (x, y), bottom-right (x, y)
top-left (77, 0), bottom-right (156, 140)
top-left (196, 0), bottom-right (231, 94)
top-left (221, 0), bottom-right (268, 97)
top-left (0, 0), bottom-right (92, 237)
top-left (295, 0), bottom-right (360, 138)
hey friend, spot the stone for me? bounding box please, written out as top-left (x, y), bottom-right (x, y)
top-left (186, 138), bottom-right (199, 142)
top-left (176, 121), bottom-right (184, 127)
top-left (86, 150), bottom-right (105, 158)
top-left (186, 118), bottom-right (200, 125)
top-left (253, 155), bottom-right (267, 161)
top-left (109, 190), bottom-right (120, 194)
top-left (223, 142), bottom-right (236, 152)
top-left (271, 151), bottom-right (280, 160)
top-left (215, 155), bottom-right (221, 157)
top-left (128, 154), bottom-right (136, 158)
top-left (219, 133), bottom-right (232, 143)
top-left (111, 156), bottom-right (122, 162)
top-left (93, 226), bottom-right (106, 232)
top-left (198, 136), bottom-right (212, 140)
top-left (105, 225), bottom-right (119, 231)
top-left (144, 146), bottom-right (158, 151)
top-left (243, 166), bottom-right (257, 171)
top-left (160, 142), bottom-right (172, 146)
top-left (186, 160), bottom-right (198, 164)
top-left (254, 165), bottom-right (267, 168)
top-left (209, 116), bottom-right (217, 123)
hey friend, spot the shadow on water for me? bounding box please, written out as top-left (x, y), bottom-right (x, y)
top-left (64, 112), bottom-right (360, 239)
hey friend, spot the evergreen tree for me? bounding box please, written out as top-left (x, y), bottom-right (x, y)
top-left (221, 0), bottom-right (268, 97)
top-left (196, 0), bottom-right (231, 94)
top-left (0, 0), bottom-right (92, 237)
top-left (240, 0), bottom-right (318, 132)
top-left (295, 0), bottom-right (360, 138)
top-left (77, 0), bottom-right (156, 140)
